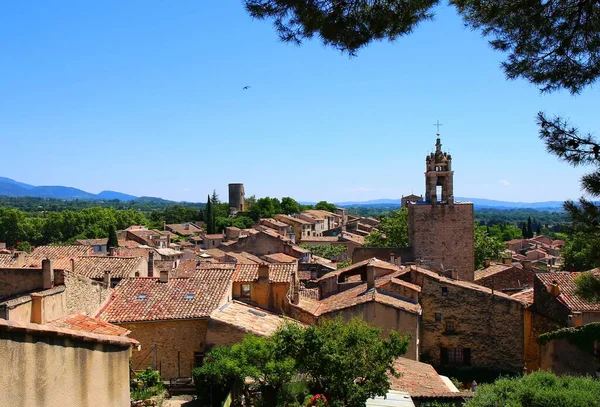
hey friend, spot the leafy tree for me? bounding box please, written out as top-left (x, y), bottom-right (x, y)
top-left (16, 241), bottom-right (31, 253)
top-left (364, 208), bottom-right (408, 248)
top-left (314, 201), bottom-right (337, 213)
top-left (465, 371), bottom-right (600, 407)
top-left (301, 244), bottom-right (347, 260)
top-left (337, 259), bottom-right (352, 269)
top-left (248, 197), bottom-right (282, 221)
top-left (281, 197), bottom-right (301, 215)
top-left (107, 225), bottom-right (119, 251)
top-left (474, 226), bottom-right (505, 269)
top-left (563, 232), bottom-right (600, 272)
top-left (215, 216), bottom-right (255, 232)
top-left (574, 272), bottom-right (600, 302)
top-left (196, 317), bottom-right (410, 407)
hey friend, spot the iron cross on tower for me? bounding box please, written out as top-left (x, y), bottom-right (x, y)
top-left (433, 120), bottom-right (443, 135)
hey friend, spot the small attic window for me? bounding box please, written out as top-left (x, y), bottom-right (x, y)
top-left (185, 293), bottom-right (195, 300)
top-left (248, 309), bottom-right (266, 318)
top-left (137, 294), bottom-right (148, 300)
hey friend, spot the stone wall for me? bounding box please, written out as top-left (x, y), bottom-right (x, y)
top-left (0, 268), bottom-right (43, 298)
top-left (223, 232), bottom-right (287, 256)
top-left (64, 271), bottom-right (111, 316)
top-left (352, 247), bottom-right (414, 264)
top-left (205, 319), bottom-right (249, 349)
top-left (412, 270), bottom-right (525, 371)
top-left (540, 338), bottom-right (600, 376)
top-left (408, 203), bottom-right (475, 282)
top-left (0, 320), bottom-right (132, 407)
top-left (120, 319), bottom-right (207, 380)
top-left (523, 309), bottom-right (562, 371)
top-left (476, 267), bottom-right (535, 291)
top-left (232, 280), bottom-right (290, 314)
top-left (532, 277), bottom-right (570, 325)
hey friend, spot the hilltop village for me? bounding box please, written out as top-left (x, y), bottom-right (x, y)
top-left (1, 138), bottom-right (598, 406)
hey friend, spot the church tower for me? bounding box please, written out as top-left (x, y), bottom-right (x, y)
top-left (408, 134), bottom-right (475, 281)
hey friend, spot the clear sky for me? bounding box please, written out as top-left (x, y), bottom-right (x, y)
top-left (0, 1), bottom-right (596, 203)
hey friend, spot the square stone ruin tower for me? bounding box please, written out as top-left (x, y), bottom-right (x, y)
top-left (407, 136), bottom-right (475, 282)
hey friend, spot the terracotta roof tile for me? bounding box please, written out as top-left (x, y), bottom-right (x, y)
top-left (474, 264), bottom-right (515, 281)
top-left (511, 288), bottom-right (534, 304)
top-left (275, 214), bottom-right (312, 225)
top-left (233, 263), bottom-right (297, 283)
top-left (0, 253), bottom-right (21, 267)
top-left (165, 223), bottom-right (203, 236)
top-left (25, 245), bottom-right (93, 269)
top-left (100, 267), bottom-right (234, 323)
top-left (203, 234), bottom-right (225, 240)
top-left (537, 272), bottom-right (600, 312)
top-left (264, 253), bottom-right (298, 263)
top-left (317, 258), bottom-right (400, 281)
top-left (389, 357), bottom-right (464, 399)
top-left (210, 301), bottom-right (304, 336)
top-left (74, 256), bottom-right (144, 279)
top-left (49, 313), bottom-right (131, 336)
top-left (75, 238), bottom-right (108, 246)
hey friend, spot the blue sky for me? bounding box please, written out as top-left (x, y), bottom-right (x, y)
top-left (0, 1), bottom-right (596, 203)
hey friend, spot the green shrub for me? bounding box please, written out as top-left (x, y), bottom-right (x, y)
top-left (136, 367), bottom-right (161, 388)
top-left (466, 371), bottom-right (600, 407)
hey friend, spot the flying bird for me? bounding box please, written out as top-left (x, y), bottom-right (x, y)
top-left (243, 86), bottom-right (251, 90)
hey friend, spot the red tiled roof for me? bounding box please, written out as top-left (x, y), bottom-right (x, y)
top-left (25, 245), bottom-right (93, 269)
top-left (474, 263), bottom-right (517, 281)
top-left (233, 263), bottom-right (297, 283)
top-left (203, 234), bottom-right (225, 240)
top-left (165, 223), bottom-right (203, 236)
top-left (0, 318), bottom-right (138, 347)
top-left (317, 258), bottom-right (400, 281)
top-left (275, 214), bottom-right (312, 225)
top-left (75, 238), bottom-right (108, 246)
top-left (511, 288), bottom-right (534, 305)
top-left (0, 253), bottom-right (21, 267)
top-left (49, 313), bottom-right (131, 336)
top-left (264, 253), bottom-right (298, 263)
top-left (210, 301), bottom-right (304, 336)
top-left (537, 272), bottom-right (600, 312)
top-left (100, 268), bottom-right (235, 323)
top-left (74, 256), bottom-right (144, 279)
top-left (389, 357), bottom-right (466, 399)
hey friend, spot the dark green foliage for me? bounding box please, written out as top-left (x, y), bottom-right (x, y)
top-left (245, 0), bottom-right (438, 56)
top-left (364, 208), bottom-right (408, 248)
top-left (465, 371), bottom-right (600, 407)
top-left (195, 317), bottom-right (410, 407)
top-left (526, 216), bottom-right (533, 238)
top-left (107, 225), bottom-right (119, 251)
top-left (300, 244), bottom-right (347, 260)
top-left (574, 273), bottom-right (600, 302)
top-left (336, 259), bottom-right (352, 269)
top-left (248, 197), bottom-right (283, 221)
top-left (215, 216), bottom-right (255, 232)
top-left (563, 232), bottom-right (600, 271)
top-left (538, 322), bottom-right (600, 355)
top-left (474, 226), bottom-right (506, 269)
top-left (16, 241), bottom-right (31, 253)
top-left (131, 367), bottom-right (164, 401)
top-left (206, 195), bottom-right (215, 234)
top-left (281, 197), bottom-right (301, 215)
top-left (314, 201), bottom-right (337, 213)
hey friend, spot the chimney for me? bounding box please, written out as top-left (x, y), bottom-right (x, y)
top-left (483, 258), bottom-right (491, 268)
top-left (42, 259), bottom-right (54, 289)
top-left (521, 260), bottom-right (532, 270)
top-left (502, 257), bottom-right (512, 265)
top-left (31, 293), bottom-right (44, 324)
top-left (159, 270), bottom-right (169, 283)
top-left (103, 271), bottom-right (111, 287)
top-left (390, 252), bottom-right (396, 265)
top-left (109, 247), bottom-right (117, 256)
top-left (70, 258), bottom-right (75, 273)
top-left (366, 264), bottom-right (375, 290)
top-left (148, 251), bottom-right (155, 277)
top-left (258, 263), bottom-right (269, 280)
top-left (548, 280), bottom-right (561, 297)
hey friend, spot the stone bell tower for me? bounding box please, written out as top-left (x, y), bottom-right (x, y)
top-left (408, 133), bottom-right (475, 282)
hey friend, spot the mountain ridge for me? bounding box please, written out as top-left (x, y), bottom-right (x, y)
top-left (0, 177), bottom-right (566, 209)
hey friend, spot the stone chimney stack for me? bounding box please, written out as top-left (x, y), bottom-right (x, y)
top-left (502, 257), bottom-right (512, 265)
top-left (13, 251), bottom-right (26, 267)
top-left (521, 260), bottom-right (532, 270)
top-left (366, 264), bottom-right (375, 290)
top-left (159, 270), bottom-right (169, 283)
top-left (103, 271), bottom-right (111, 287)
top-left (30, 293), bottom-right (44, 324)
top-left (390, 253), bottom-right (396, 265)
top-left (148, 251), bottom-right (155, 277)
top-left (548, 280), bottom-right (561, 297)
top-left (258, 263), bottom-right (269, 280)
top-left (70, 258), bottom-right (76, 273)
top-left (483, 259), bottom-right (491, 268)
top-left (42, 259), bottom-right (54, 289)
top-left (109, 247), bottom-right (117, 256)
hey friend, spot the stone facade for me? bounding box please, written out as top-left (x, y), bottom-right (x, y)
top-left (540, 338), bottom-right (600, 376)
top-left (408, 203), bottom-right (475, 282)
top-left (475, 265), bottom-right (535, 292)
top-left (232, 280), bottom-right (290, 314)
top-left (120, 319), bottom-right (207, 380)
top-left (64, 271), bottom-right (112, 316)
top-left (405, 267), bottom-right (525, 372)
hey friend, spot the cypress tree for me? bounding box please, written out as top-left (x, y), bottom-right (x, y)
top-left (527, 216), bottom-right (533, 238)
top-left (521, 223), bottom-right (527, 238)
top-left (107, 225), bottom-right (119, 251)
top-left (206, 195), bottom-right (215, 234)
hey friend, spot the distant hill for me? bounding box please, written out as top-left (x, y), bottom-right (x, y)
top-left (334, 197), bottom-right (565, 210)
top-left (0, 177), bottom-right (137, 201)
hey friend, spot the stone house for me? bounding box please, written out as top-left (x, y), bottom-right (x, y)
top-left (474, 261), bottom-right (536, 293)
top-left (201, 233), bottom-right (225, 249)
top-left (0, 259), bottom-right (112, 324)
top-left (72, 255), bottom-right (149, 287)
top-left (74, 238), bottom-right (108, 254)
top-left (0, 318), bottom-right (139, 407)
top-left (259, 218), bottom-right (294, 240)
top-left (400, 266), bottom-right (526, 372)
top-left (124, 229), bottom-right (170, 249)
top-left (165, 222), bottom-right (203, 237)
top-left (275, 214), bottom-right (314, 242)
top-left (99, 267), bottom-right (234, 380)
top-left (24, 245), bottom-right (93, 270)
top-left (231, 263), bottom-right (297, 314)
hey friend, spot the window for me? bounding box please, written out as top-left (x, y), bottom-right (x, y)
top-left (442, 287), bottom-right (448, 296)
top-left (445, 320), bottom-right (455, 333)
top-left (185, 293), bottom-right (195, 300)
top-left (137, 294), bottom-right (147, 300)
top-left (194, 352), bottom-right (204, 368)
top-left (441, 347), bottom-right (471, 366)
top-left (241, 284), bottom-right (251, 298)
top-left (435, 313), bottom-right (442, 322)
